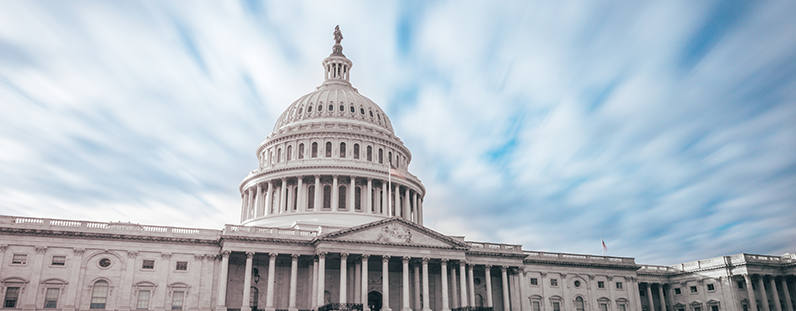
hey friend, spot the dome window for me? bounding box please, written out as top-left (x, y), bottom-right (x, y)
top-left (311, 142), bottom-right (318, 158)
top-left (350, 106), bottom-right (355, 113)
top-left (298, 143), bottom-right (304, 159)
top-left (328, 104), bottom-right (333, 111)
top-left (377, 114), bottom-right (381, 120)
top-left (379, 148), bottom-right (383, 164)
top-left (325, 142), bottom-right (332, 157)
top-left (318, 104), bottom-right (323, 112)
top-left (360, 108), bottom-right (365, 115)
top-left (299, 108), bottom-right (303, 114)
top-left (340, 142), bottom-right (346, 158)
top-left (369, 110), bottom-right (373, 117)
top-left (353, 144), bottom-right (360, 159)
top-left (367, 146), bottom-right (372, 161)
top-left (308, 105), bottom-right (312, 113)
top-left (286, 145), bottom-right (292, 161)
top-left (339, 104), bottom-right (344, 112)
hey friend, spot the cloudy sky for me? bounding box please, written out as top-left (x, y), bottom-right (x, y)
top-left (2, 1), bottom-right (795, 265)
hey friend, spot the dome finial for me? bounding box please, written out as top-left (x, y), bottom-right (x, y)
top-left (332, 25), bottom-right (344, 56)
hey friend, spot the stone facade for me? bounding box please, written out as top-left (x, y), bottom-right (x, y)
top-left (1, 27), bottom-right (795, 311)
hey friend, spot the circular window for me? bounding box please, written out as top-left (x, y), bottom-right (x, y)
top-left (98, 258), bottom-right (111, 268)
top-left (574, 280), bottom-right (581, 287)
top-left (474, 278), bottom-right (481, 285)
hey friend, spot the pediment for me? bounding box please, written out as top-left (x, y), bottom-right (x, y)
top-left (318, 218), bottom-right (467, 249)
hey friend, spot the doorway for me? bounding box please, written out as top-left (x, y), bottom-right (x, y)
top-left (368, 291), bottom-right (382, 311)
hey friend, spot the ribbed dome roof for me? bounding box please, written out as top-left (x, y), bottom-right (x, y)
top-left (272, 84), bottom-right (393, 133)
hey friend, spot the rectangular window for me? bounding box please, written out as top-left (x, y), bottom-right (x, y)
top-left (601, 303), bottom-right (609, 311)
top-left (616, 282), bottom-right (623, 289)
top-left (51, 256), bottom-right (66, 266)
top-left (553, 302), bottom-right (561, 311)
top-left (640, 290), bottom-right (646, 297)
top-left (551, 279), bottom-right (558, 286)
top-left (620, 305), bottom-right (627, 311)
top-left (674, 288), bottom-right (681, 295)
top-left (44, 288), bottom-right (59, 308)
top-left (598, 281), bottom-right (605, 288)
top-left (531, 278), bottom-right (538, 285)
top-left (142, 260), bottom-right (155, 269)
top-left (11, 254), bottom-right (27, 265)
top-left (533, 301), bottom-right (541, 311)
top-left (176, 261), bottom-right (187, 271)
top-left (737, 281), bottom-right (744, 289)
top-left (4, 287), bottom-right (20, 308)
top-left (690, 286), bottom-right (698, 293)
top-left (711, 306), bottom-right (719, 311)
top-left (172, 291), bottom-right (185, 310)
top-left (707, 284), bottom-right (715, 291)
top-left (695, 307), bottom-right (701, 311)
top-left (137, 290), bottom-right (151, 309)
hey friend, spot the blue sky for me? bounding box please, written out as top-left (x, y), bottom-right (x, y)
top-left (1, 1), bottom-right (795, 265)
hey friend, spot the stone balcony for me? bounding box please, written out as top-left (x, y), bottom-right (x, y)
top-left (523, 250), bottom-right (637, 267)
top-left (223, 224), bottom-right (318, 240)
top-left (466, 241), bottom-right (525, 254)
top-left (0, 215), bottom-right (221, 239)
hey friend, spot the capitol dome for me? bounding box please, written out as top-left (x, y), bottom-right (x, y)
top-left (238, 26), bottom-right (425, 231)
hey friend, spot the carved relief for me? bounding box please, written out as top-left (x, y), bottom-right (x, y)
top-left (377, 223), bottom-right (412, 243)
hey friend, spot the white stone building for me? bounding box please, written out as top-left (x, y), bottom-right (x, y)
top-left (1, 27), bottom-right (794, 311)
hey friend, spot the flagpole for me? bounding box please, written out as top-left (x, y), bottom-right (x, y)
top-left (601, 238), bottom-right (604, 256)
top-left (388, 162), bottom-right (391, 217)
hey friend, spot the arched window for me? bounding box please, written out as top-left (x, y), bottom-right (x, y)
top-left (284, 187), bottom-right (290, 211)
top-left (476, 294), bottom-right (484, 307)
top-left (298, 143), bottom-right (304, 159)
top-left (353, 144), bottom-right (360, 159)
top-left (312, 142), bottom-right (318, 158)
top-left (250, 287), bottom-right (258, 310)
top-left (379, 148), bottom-right (383, 164)
top-left (269, 151), bottom-right (273, 164)
top-left (308, 105), bottom-right (312, 113)
top-left (388, 151), bottom-right (392, 164)
top-left (277, 148), bottom-right (282, 163)
top-left (576, 296), bottom-right (585, 311)
top-left (271, 190), bottom-right (278, 214)
top-left (90, 281), bottom-right (109, 309)
top-left (287, 145), bottom-right (292, 161)
top-left (338, 185), bottom-right (347, 210)
top-left (340, 142), bottom-right (346, 158)
top-left (323, 186), bottom-right (331, 210)
top-left (367, 146), bottom-right (372, 161)
top-left (339, 104), bottom-right (344, 111)
top-left (355, 186), bottom-right (362, 211)
top-left (328, 104), bottom-right (334, 111)
top-left (293, 186), bottom-right (298, 210)
top-left (325, 142), bottom-right (332, 157)
top-left (307, 185), bottom-right (315, 210)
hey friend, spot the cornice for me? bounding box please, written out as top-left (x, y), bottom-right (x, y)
top-left (219, 236), bottom-right (314, 245)
top-left (466, 251), bottom-right (529, 259)
top-left (313, 238), bottom-right (467, 251)
top-left (0, 228), bottom-right (220, 245)
top-left (523, 259), bottom-right (641, 271)
top-left (240, 165), bottom-right (426, 193)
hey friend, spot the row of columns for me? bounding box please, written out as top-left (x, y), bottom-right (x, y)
top-left (743, 274), bottom-right (795, 311)
top-left (641, 282), bottom-right (667, 311)
top-left (240, 175), bottom-right (424, 224)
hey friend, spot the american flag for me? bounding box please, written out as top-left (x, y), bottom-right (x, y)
top-left (390, 163), bottom-right (404, 178)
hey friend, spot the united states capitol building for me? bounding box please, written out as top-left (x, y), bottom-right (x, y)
top-left (1, 27), bottom-right (794, 311)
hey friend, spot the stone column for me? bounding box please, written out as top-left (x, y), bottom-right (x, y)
top-left (769, 277), bottom-right (783, 311)
top-left (367, 178), bottom-right (373, 213)
top-left (120, 251), bottom-right (137, 311)
top-left (759, 276), bottom-right (771, 311)
top-left (318, 253), bottom-right (327, 307)
top-left (414, 262), bottom-right (421, 310)
top-left (646, 283), bottom-right (655, 311)
top-left (383, 255), bottom-right (392, 311)
top-left (501, 266), bottom-right (510, 311)
top-left (781, 278), bottom-right (794, 311)
top-left (332, 175), bottom-right (339, 210)
top-left (745, 275), bottom-right (757, 311)
top-left (340, 253), bottom-right (349, 303)
top-left (451, 265), bottom-right (458, 308)
top-left (279, 178), bottom-right (287, 213)
top-left (355, 260), bottom-right (362, 304)
top-left (297, 176), bottom-right (304, 212)
top-left (403, 256), bottom-right (411, 311)
top-left (404, 187), bottom-right (410, 219)
top-left (393, 184), bottom-right (399, 217)
top-left (63, 248), bottom-right (85, 311)
top-left (658, 284), bottom-right (666, 311)
top-left (362, 255), bottom-right (371, 311)
top-left (422, 258), bottom-right (431, 311)
top-left (485, 265), bottom-right (494, 308)
top-left (288, 254), bottom-right (299, 311)
top-left (240, 192), bottom-right (247, 222)
top-left (441, 259), bottom-right (450, 311)
top-left (248, 188), bottom-right (255, 216)
top-left (312, 257), bottom-right (319, 308)
top-left (468, 264), bottom-right (476, 307)
top-left (382, 183), bottom-right (388, 215)
top-left (460, 262), bottom-right (468, 307)
top-left (314, 175), bottom-right (321, 212)
top-left (242, 252), bottom-right (254, 310)
top-left (255, 184), bottom-right (263, 217)
top-left (350, 176), bottom-right (356, 212)
top-left (216, 251), bottom-right (231, 311)
top-left (265, 181), bottom-right (273, 215)
top-left (413, 193), bottom-right (418, 223)
top-left (630, 277), bottom-right (642, 311)
top-left (266, 253), bottom-right (277, 311)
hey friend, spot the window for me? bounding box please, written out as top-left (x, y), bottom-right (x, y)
top-left (338, 185), bottom-right (347, 209)
top-left (695, 308), bottom-right (701, 311)
top-left (325, 142), bottom-right (332, 157)
top-left (350, 106), bottom-right (355, 113)
top-left (360, 108), bottom-right (365, 115)
top-left (99, 258), bottom-right (111, 268)
top-left (308, 105), bottom-right (312, 113)
top-left (339, 104), bottom-right (344, 111)
top-left (674, 288), bottom-right (681, 295)
top-left (369, 111), bottom-right (373, 117)
top-left (137, 290), bottom-right (150, 309)
top-left (176, 262), bottom-right (187, 271)
top-left (142, 260), bottom-right (155, 269)
top-left (619, 305), bottom-right (626, 311)
top-left (600, 303), bottom-right (609, 311)
top-left (318, 104), bottom-right (322, 112)
top-left (553, 302), bottom-right (561, 311)
top-left (388, 151), bottom-right (392, 164)
top-left (576, 297), bottom-right (585, 311)
top-left (598, 281), bottom-right (605, 288)
top-left (533, 301), bottom-right (541, 311)
top-left (328, 104), bottom-right (333, 111)
top-left (574, 280), bottom-right (581, 288)
top-left (690, 286), bottom-right (698, 293)
top-left (11, 254), bottom-right (27, 265)
top-left (737, 281), bottom-right (744, 289)
top-left (298, 144), bottom-right (304, 159)
top-left (530, 278), bottom-right (538, 286)
top-left (287, 145), bottom-right (292, 161)
top-left (312, 142), bottom-right (318, 158)
top-left (355, 187), bottom-right (362, 210)
top-left (4, 287), bottom-right (19, 308)
top-left (307, 185), bottom-right (315, 210)
top-left (378, 148), bottom-right (383, 164)
top-left (171, 291), bottom-right (184, 310)
top-left (616, 282), bottom-right (623, 289)
top-left (277, 148), bottom-right (281, 162)
top-left (354, 144), bottom-right (360, 159)
top-left (551, 279), bottom-right (558, 286)
top-left (51, 256), bottom-right (66, 266)
top-left (90, 281), bottom-right (109, 309)
top-left (340, 142), bottom-right (346, 158)
top-left (707, 284), bottom-right (715, 291)
top-left (367, 146), bottom-right (372, 161)
top-left (711, 306), bottom-right (718, 311)
top-left (44, 288), bottom-right (59, 308)
top-left (640, 289), bottom-right (646, 297)
top-left (323, 185), bottom-right (331, 210)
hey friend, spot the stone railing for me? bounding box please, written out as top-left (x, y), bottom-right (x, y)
top-left (524, 251), bottom-right (636, 265)
top-left (224, 224), bottom-right (317, 239)
top-left (317, 303), bottom-right (363, 311)
top-left (638, 265), bottom-right (679, 274)
top-left (1, 215), bottom-right (221, 239)
top-left (467, 241), bottom-right (524, 253)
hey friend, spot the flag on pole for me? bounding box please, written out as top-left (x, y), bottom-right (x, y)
top-left (601, 239), bottom-right (608, 254)
top-left (389, 163), bottom-right (404, 178)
